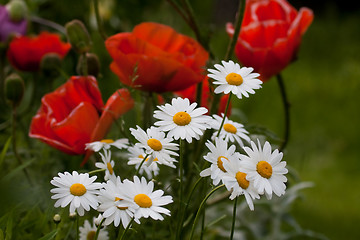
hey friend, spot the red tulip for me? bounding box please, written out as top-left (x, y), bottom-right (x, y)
top-left (226, 0), bottom-right (313, 81)
top-left (29, 76), bottom-right (134, 156)
top-left (7, 31), bottom-right (71, 71)
top-left (105, 22), bottom-right (209, 92)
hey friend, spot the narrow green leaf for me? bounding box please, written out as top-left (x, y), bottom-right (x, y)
top-left (2, 159), bottom-right (34, 182)
top-left (0, 136), bottom-right (12, 168)
top-left (38, 230), bottom-right (57, 240)
top-left (0, 229), bottom-right (4, 240)
top-left (5, 212), bottom-right (13, 240)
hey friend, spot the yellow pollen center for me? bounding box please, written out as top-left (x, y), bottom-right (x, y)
top-left (173, 111), bottom-right (191, 126)
top-left (115, 197), bottom-right (128, 210)
top-left (147, 138), bottom-right (162, 151)
top-left (226, 73), bottom-right (243, 86)
top-left (223, 123), bottom-right (237, 134)
top-left (70, 183), bottom-right (87, 196)
top-left (100, 139), bottom-right (114, 144)
top-left (86, 231), bottom-right (96, 240)
top-left (257, 161), bottom-right (273, 179)
top-left (107, 162), bottom-right (114, 175)
top-left (235, 171), bottom-right (249, 189)
top-left (217, 156), bottom-right (228, 172)
top-left (134, 193), bottom-right (152, 208)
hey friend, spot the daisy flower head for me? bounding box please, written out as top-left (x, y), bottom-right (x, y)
top-left (119, 176), bottom-right (173, 221)
top-left (85, 138), bottom-right (129, 152)
top-left (211, 114), bottom-right (250, 147)
top-left (200, 138), bottom-right (241, 186)
top-left (241, 139), bottom-right (288, 199)
top-left (95, 149), bottom-right (116, 181)
top-left (153, 97), bottom-right (212, 143)
top-left (222, 157), bottom-right (260, 211)
top-left (207, 60), bottom-right (262, 99)
top-left (128, 145), bottom-right (162, 178)
top-left (50, 171), bottom-right (102, 216)
top-left (130, 126), bottom-right (178, 166)
top-left (79, 217), bottom-right (109, 240)
top-left (97, 177), bottom-right (138, 228)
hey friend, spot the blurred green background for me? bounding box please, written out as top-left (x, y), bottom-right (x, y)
top-left (1, 0), bottom-right (359, 239)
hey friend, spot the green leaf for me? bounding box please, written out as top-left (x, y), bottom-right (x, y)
top-left (0, 136), bottom-right (12, 168)
top-left (5, 212), bottom-right (13, 240)
top-left (0, 229), bottom-right (4, 240)
top-left (2, 159), bottom-right (34, 182)
top-left (38, 230), bottom-right (57, 240)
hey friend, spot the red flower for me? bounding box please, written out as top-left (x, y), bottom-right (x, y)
top-left (29, 76), bottom-right (134, 156)
top-left (105, 22), bottom-right (209, 92)
top-left (175, 76), bottom-right (231, 116)
top-left (226, 0), bottom-right (313, 81)
top-left (7, 31), bottom-right (71, 71)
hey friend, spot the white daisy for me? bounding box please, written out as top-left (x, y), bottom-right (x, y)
top-left (50, 171), bottom-right (102, 216)
top-left (79, 218), bottom-right (108, 240)
top-left (240, 140), bottom-right (288, 199)
top-left (95, 149), bottom-right (116, 181)
top-left (207, 60), bottom-right (262, 99)
top-left (200, 138), bottom-right (241, 186)
top-left (119, 176), bottom-right (173, 221)
top-left (128, 145), bottom-right (162, 178)
top-left (85, 138), bottom-right (129, 152)
top-left (153, 97), bottom-right (212, 143)
top-left (97, 177), bottom-right (138, 228)
top-left (211, 114), bottom-right (250, 147)
top-left (130, 126), bottom-right (178, 166)
top-left (222, 158), bottom-right (260, 211)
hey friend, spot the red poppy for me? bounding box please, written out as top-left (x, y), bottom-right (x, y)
top-left (29, 76), bottom-right (134, 156)
top-left (175, 76), bottom-right (231, 116)
top-left (226, 0), bottom-right (313, 81)
top-left (7, 31), bottom-right (71, 71)
top-left (105, 22), bottom-right (209, 92)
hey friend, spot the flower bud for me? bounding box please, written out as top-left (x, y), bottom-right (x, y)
top-left (69, 212), bottom-right (77, 220)
top-left (53, 214), bottom-right (61, 224)
top-left (5, 73), bottom-right (24, 107)
top-left (40, 53), bottom-right (62, 78)
top-left (65, 20), bottom-right (91, 54)
top-left (6, 0), bottom-right (27, 22)
top-left (76, 52), bottom-right (100, 77)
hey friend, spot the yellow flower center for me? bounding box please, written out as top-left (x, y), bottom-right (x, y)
top-left (223, 123), bottom-right (237, 134)
top-left (70, 183), bottom-right (87, 196)
top-left (226, 73), bottom-right (243, 86)
top-left (235, 171), bottom-right (249, 189)
top-left (100, 139), bottom-right (114, 144)
top-left (115, 197), bottom-right (128, 210)
top-left (107, 162), bottom-right (114, 175)
top-left (256, 161), bottom-right (273, 179)
top-left (86, 230), bottom-right (96, 240)
top-left (147, 138), bottom-right (162, 151)
top-left (217, 156), bottom-right (228, 172)
top-left (173, 111), bottom-right (191, 126)
top-left (134, 193), bottom-right (152, 208)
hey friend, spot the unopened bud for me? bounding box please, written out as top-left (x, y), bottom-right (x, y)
top-left (6, 0), bottom-right (27, 22)
top-left (65, 20), bottom-right (91, 54)
top-left (5, 73), bottom-right (24, 107)
top-left (53, 214), bottom-right (61, 224)
top-left (76, 52), bottom-right (100, 77)
top-left (94, 214), bottom-right (104, 228)
top-left (69, 212), bottom-right (77, 220)
top-left (40, 53), bottom-right (62, 78)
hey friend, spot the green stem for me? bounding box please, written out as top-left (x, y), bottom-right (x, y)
top-left (181, 0), bottom-right (205, 47)
top-left (119, 217), bottom-right (134, 240)
top-left (216, 93), bottom-right (232, 138)
top-left (230, 197), bottom-right (238, 240)
top-left (76, 214), bottom-right (79, 240)
top-left (30, 16), bottom-right (66, 34)
top-left (135, 154), bottom-right (149, 176)
top-left (88, 168), bottom-right (105, 175)
top-left (276, 74), bottom-right (290, 151)
top-left (224, 0), bottom-right (246, 61)
top-left (94, 218), bottom-right (105, 240)
top-left (176, 139), bottom-right (185, 238)
top-left (189, 184), bottom-right (225, 240)
top-left (93, 0), bottom-right (108, 40)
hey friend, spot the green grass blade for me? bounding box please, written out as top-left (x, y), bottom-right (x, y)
top-left (38, 230), bottom-right (57, 240)
top-left (0, 137), bottom-right (12, 168)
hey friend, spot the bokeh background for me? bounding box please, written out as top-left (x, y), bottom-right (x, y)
top-left (0, 0), bottom-right (359, 239)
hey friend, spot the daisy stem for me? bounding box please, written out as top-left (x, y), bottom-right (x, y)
top-left (189, 184), bottom-right (225, 240)
top-left (230, 197), bottom-right (238, 240)
top-left (119, 217), bottom-right (134, 240)
top-left (88, 168), bottom-right (105, 175)
top-left (93, 0), bottom-right (108, 40)
top-left (216, 93), bottom-right (233, 138)
top-left (177, 139), bottom-right (184, 235)
top-left (76, 214), bottom-right (79, 240)
top-left (276, 74), bottom-right (290, 151)
top-left (135, 154), bottom-right (149, 176)
top-left (224, 0), bottom-right (246, 61)
top-left (94, 218), bottom-right (105, 240)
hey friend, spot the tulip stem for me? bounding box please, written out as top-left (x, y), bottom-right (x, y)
top-left (93, 0), bottom-right (108, 40)
top-left (224, 0), bottom-right (246, 61)
top-left (216, 93), bottom-right (232, 138)
top-left (277, 74), bottom-right (290, 151)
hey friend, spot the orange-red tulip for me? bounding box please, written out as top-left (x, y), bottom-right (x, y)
top-left (105, 22), bottom-right (209, 92)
